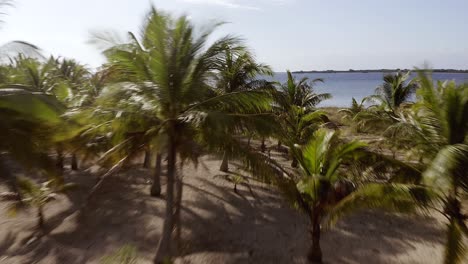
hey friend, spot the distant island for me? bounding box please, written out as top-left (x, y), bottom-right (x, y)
top-left (293, 69), bottom-right (468, 73)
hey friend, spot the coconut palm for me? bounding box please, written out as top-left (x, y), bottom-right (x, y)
top-left (0, 177), bottom-right (75, 229)
top-left (94, 7), bottom-right (273, 263)
top-left (389, 72), bottom-right (468, 263)
top-left (354, 72), bottom-right (418, 136)
top-left (275, 71), bottom-right (331, 111)
top-left (366, 71), bottom-right (418, 114)
top-left (213, 47), bottom-right (273, 172)
top-left (0, 87), bottom-right (64, 198)
top-left (279, 128), bottom-right (432, 263)
top-left (0, 1), bottom-right (43, 61)
top-left (273, 71), bottom-right (331, 167)
top-left (339, 97), bottom-right (366, 121)
top-left (5, 56), bottom-right (77, 171)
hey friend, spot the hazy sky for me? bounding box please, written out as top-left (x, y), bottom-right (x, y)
top-left (1, 0), bottom-right (467, 71)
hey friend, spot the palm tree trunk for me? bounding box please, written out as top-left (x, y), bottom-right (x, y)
top-left (71, 152), bottom-right (78, 171)
top-left (56, 145), bottom-right (64, 172)
top-left (0, 157), bottom-right (22, 202)
top-left (143, 149), bottom-right (151, 168)
top-left (443, 193), bottom-right (464, 264)
top-left (261, 137), bottom-right (266, 152)
top-left (174, 174), bottom-right (183, 253)
top-left (220, 151), bottom-right (229, 172)
top-left (154, 133), bottom-right (176, 264)
top-left (307, 210), bottom-right (322, 263)
top-left (37, 205), bottom-right (45, 229)
top-left (291, 157), bottom-right (298, 168)
top-left (151, 153), bottom-right (162, 197)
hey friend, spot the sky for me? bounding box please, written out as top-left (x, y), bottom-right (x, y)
top-left (1, 0), bottom-right (467, 71)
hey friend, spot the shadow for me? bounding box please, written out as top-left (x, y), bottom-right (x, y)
top-left (323, 210), bottom-right (445, 263)
top-left (0, 165), bottom-right (167, 263)
top-left (0, 155), bottom-right (448, 264)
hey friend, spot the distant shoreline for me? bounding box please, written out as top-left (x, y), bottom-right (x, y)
top-left (292, 69), bottom-right (468, 74)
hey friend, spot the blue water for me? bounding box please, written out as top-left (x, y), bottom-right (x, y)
top-left (267, 72), bottom-right (468, 107)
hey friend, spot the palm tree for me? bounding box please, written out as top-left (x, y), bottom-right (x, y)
top-left (213, 47), bottom-right (273, 172)
top-left (0, 1), bottom-right (42, 60)
top-left (273, 71), bottom-right (331, 167)
top-left (278, 128), bottom-right (432, 263)
top-left (49, 57), bottom-right (91, 170)
top-left (0, 87), bottom-right (64, 197)
top-left (353, 72), bottom-right (418, 135)
top-left (390, 72), bottom-right (468, 263)
top-left (95, 7), bottom-right (273, 263)
top-left (6, 56), bottom-right (75, 171)
top-left (0, 178), bottom-right (75, 229)
top-left (275, 71), bottom-right (331, 111)
top-left (366, 71), bottom-right (418, 115)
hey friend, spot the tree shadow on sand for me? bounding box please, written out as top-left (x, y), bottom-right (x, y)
top-left (1, 165), bottom-right (167, 263)
top-left (1, 160), bottom-right (446, 263)
top-left (177, 174), bottom-right (445, 264)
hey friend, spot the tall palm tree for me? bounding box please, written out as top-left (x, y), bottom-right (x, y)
top-left (273, 71), bottom-right (331, 167)
top-left (278, 128), bottom-right (432, 263)
top-left (390, 72), bottom-right (468, 263)
top-left (213, 47), bottom-right (273, 172)
top-left (95, 7), bottom-right (273, 263)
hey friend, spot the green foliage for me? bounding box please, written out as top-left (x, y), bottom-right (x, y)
top-left (1, 177), bottom-right (76, 228)
top-left (386, 71), bottom-right (468, 263)
top-left (0, 87), bottom-right (63, 177)
top-left (339, 97), bottom-right (366, 121)
top-left (272, 71), bottom-right (331, 159)
top-left (366, 71), bottom-right (418, 113)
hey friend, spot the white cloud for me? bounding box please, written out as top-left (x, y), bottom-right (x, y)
top-left (181, 0), bottom-right (259, 10)
top-left (180, 0), bottom-right (294, 10)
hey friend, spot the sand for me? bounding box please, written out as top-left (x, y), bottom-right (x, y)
top-left (0, 145), bottom-right (455, 264)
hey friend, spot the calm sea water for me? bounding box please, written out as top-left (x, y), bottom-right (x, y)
top-left (267, 72), bottom-right (468, 107)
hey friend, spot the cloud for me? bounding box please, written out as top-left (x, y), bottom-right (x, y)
top-left (181, 0), bottom-right (259, 10)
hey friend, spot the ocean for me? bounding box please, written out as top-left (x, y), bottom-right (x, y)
top-left (267, 72), bottom-right (468, 107)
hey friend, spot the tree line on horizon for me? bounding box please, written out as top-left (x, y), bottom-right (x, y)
top-left (0, 5), bottom-right (467, 264)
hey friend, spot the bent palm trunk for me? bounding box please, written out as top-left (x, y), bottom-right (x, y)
top-left (154, 132), bottom-right (176, 263)
top-left (220, 151), bottom-right (229, 172)
top-left (151, 153), bottom-right (162, 197)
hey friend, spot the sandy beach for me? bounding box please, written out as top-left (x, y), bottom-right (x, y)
top-left (0, 146), bottom-right (454, 264)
